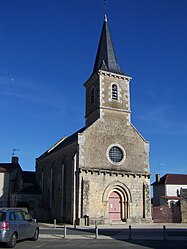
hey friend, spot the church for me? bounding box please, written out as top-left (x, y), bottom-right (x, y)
top-left (36, 14), bottom-right (152, 224)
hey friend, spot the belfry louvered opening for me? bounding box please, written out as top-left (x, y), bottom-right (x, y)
top-left (112, 84), bottom-right (118, 100)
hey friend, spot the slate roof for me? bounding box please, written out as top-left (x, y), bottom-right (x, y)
top-left (37, 127), bottom-right (85, 161)
top-left (0, 163), bottom-right (20, 172)
top-left (93, 15), bottom-right (125, 75)
top-left (152, 174), bottom-right (187, 186)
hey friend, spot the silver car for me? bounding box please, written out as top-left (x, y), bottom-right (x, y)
top-left (0, 208), bottom-right (39, 248)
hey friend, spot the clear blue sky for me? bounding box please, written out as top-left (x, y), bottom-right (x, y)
top-left (0, 0), bottom-right (187, 184)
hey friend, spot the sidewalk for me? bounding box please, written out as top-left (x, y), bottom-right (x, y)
top-left (39, 222), bottom-right (187, 229)
top-left (38, 222), bottom-right (187, 240)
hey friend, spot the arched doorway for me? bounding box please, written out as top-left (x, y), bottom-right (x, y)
top-left (109, 191), bottom-right (122, 221)
top-left (102, 181), bottom-right (132, 222)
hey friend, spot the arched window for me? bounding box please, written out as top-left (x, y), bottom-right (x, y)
top-left (91, 87), bottom-right (95, 104)
top-left (112, 84), bottom-right (118, 100)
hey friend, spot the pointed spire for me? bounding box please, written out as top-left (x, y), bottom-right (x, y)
top-left (93, 15), bottom-right (125, 75)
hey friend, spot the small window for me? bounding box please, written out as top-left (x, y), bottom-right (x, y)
top-left (112, 84), bottom-right (118, 100)
top-left (109, 146), bottom-right (123, 163)
top-left (23, 212), bottom-right (32, 221)
top-left (14, 211), bottom-right (24, 221)
top-left (9, 212), bottom-right (16, 221)
top-left (91, 87), bottom-right (95, 104)
top-left (0, 211), bottom-right (6, 221)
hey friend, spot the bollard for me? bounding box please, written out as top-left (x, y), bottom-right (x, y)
top-left (95, 221), bottom-right (98, 239)
top-left (64, 225), bottom-right (67, 238)
top-left (53, 219), bottom-right (56, 228)
top-left (163, 225), bottom-right (167, 240)
top-left (128, 225), bottom-right (132, 240)
top-left (74, 219), bottom-right (77, 229)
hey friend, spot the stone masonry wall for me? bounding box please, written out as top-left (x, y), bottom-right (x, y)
top-left (79, 116), bottom-right (150, 174)
top-left (79, 170), bottom-right (151, 224)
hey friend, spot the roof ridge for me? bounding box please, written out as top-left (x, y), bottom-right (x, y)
top-left (152, 173), bottom-right (187, 185)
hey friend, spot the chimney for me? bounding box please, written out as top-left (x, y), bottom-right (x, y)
top-left (155, 174), bottom-right (160, 183)
top-left (12, 156), bottom-right (19, 164)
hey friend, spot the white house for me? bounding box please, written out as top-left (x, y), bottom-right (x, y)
top-left (152, 173), bottom-right (187, 206)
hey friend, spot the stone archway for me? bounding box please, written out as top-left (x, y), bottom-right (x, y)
top-left (102, 181), bottom-right (132, 221)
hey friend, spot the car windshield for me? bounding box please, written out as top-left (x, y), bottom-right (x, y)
top-left (0, 211), bottom-right (6, 221)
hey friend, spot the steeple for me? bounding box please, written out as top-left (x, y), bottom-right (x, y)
top-left (84, 12), bottom-right (131, 128)
top-left (93, 15), bottom-right (125, 75)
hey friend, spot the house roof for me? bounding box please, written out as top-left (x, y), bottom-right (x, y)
top-left (152, 173), bottom-right (187, 186)
top-left (160, 196), bottom-right (180, 200)
top-left (92, 15), bottom-right (125, 75)
top-left (0, 163), bottom-right (20, 172)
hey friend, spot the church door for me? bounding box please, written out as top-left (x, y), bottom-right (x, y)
top-left (109, 191), bottom-right (122, 221)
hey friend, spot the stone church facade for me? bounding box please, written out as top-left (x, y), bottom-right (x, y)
top-left (36, 15), bottom-right (152, 224)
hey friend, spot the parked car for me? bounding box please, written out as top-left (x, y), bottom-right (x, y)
top-left (0, 208), bottom-right (39, 248)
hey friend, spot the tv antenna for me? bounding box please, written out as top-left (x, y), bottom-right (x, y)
top-left (12, 148), bottom-right (20, 156)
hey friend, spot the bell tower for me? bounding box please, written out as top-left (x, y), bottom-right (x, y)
top-left (84, 15), bottom-right (132, 127)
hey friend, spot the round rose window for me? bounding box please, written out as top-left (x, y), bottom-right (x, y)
top-left (109, 146), bottom-right (123, 163)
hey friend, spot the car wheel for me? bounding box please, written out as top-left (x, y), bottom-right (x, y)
top-left (31, 228), bottom-right (39, 241)
top-left (7, 232), bottom-right (17, 248)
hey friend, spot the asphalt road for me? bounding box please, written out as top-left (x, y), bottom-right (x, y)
top-left (1, 238), bottom-right (187, 249)
top-left (0, 226), bottom-right (187, 248)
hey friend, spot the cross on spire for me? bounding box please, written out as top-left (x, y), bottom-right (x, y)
top-left (104, 0), bottom-right (107, 16)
